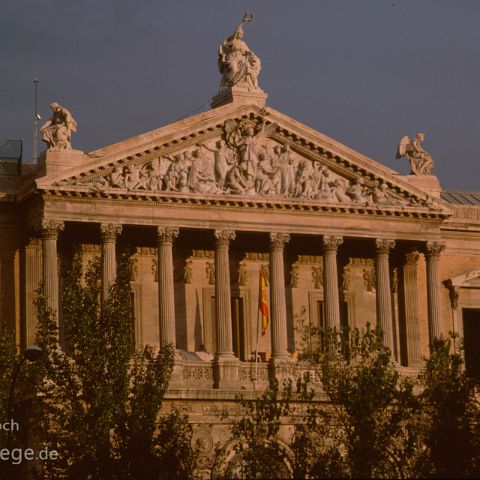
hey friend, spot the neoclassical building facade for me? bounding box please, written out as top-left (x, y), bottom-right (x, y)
top-left (2, 14), bottom-right (480, 474)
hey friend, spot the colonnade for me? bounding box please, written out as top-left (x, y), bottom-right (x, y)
top-left (36, 219), bottom-right (446, 373)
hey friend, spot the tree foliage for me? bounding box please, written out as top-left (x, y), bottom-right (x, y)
top-left (291, 325), bottom-right (422, 479)
top-left (418, 337), bottom-right (480, 478)
top-left (32, 251), bottom-right (196, 479)
top-left (222, 325), bottom-right (480, 479)
top-left (214, 379), bottom-right (292, 480)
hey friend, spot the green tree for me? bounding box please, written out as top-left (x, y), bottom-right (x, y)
top-left (215, 379), bottom-right (293, 480)
top-left (418, 337), bottom-right (480, 479)
top-left (291, 325), bottom-right (422, 479)
top-left (32, 251), bottom-right (196, 479)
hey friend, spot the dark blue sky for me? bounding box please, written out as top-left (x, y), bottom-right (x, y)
top-left (2, 0), bottom-right (479, 190)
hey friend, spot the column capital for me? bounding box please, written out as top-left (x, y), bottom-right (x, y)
top-left (157, 226), bottom-right (179, 245)
top-left (375, 239), bottom-right (395, 255)
top-left (100, 223), bottom-right (123, 242)
top-left (405, 251), bottom-right (420, 266)
top-left (214, 229), bottom-right (236, 247)
top-left (323, 235), bottom-right (343, 252)
top-left (39, 219), bottom-right (64, 239)
top-left (269, 232), bottom-right (290, 250)
top-left (426, 241), bottom-right (445, 258)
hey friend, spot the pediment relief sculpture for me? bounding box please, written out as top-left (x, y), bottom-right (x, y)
top-left (396, 133), bottom-right (434, 176)
top-left (57, 117), bottom-right (425, 209)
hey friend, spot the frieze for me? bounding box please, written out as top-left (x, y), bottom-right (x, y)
top-left (348, 257), bottom-right (374, 267)
top-left (297, 255), bottom-right (322, 264)
top-left (135, 247), bottom-right (156, 256)
top-left (191, 250), bottom-right (214, 259)
top-left (244, 252), bottom-right (269, 261)
top-left (77, 243), bottom-right (101, 253)
top-left (453, 207), bottom-right (480, 221)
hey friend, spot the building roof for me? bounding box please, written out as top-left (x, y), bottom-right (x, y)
top-left (441, 190), bottom-right (480, 206)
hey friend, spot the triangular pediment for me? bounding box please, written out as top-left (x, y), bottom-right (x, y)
top-left (34, 102), bottom-right (451, 216)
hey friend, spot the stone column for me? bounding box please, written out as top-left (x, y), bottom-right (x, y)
top-left (375, 239), bottom-right (395, 352)
top-left (157, 226), bottom-right (179, 346)
top-left (322, 236), bottom-right (343, 329)
top-left (402, 252), bottom-right (421, 367)
top-left (214, 229), bottom-right (236, 358)
top-left (269, 233), bottom-right (290, 361)
top-left (24, 238), bottom-right (42, 346)
top-left (100, 224), bottom-right (122, 301)
top-left (426, 242), bottom-right (446, 346)
top-left (40, 220), bottom-right (64, 318)
top-left (0, 242), bottom-right (17, 333)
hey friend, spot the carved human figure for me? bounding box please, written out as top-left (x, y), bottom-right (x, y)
top-left (255, 152), bottom-right (276, 195)
top-left (396, 133), bottom-right (435, 175)
top-left (346, 177), bottom-right (368, 203)
top-left (370, 180), bottom-right (403, 206)
top-left (164, 156), bottom-right (177, 191)
top-left (225, 164), bottom-right (248, 194)
top-left (188, 147), bottom-right (218, 194)
top-left (110, 166), bottom-right (125, 188)
top-left (148, 157), bottom-right (171, 191)
top-left (295, 159), bottom-right (315, 198)
top-left (40, 102), bottom-right (77, 151)
top-left (124, 164), bottom-right (146, 190)
top-left (330, 178), bottom-right (350, 203)
top-left (237, 122), bottom-right (266, 186)
top-left (203, 140), bottom-right (230, 190)
top-left (316, 166), bottom-right (334, 200)
top-left (275, 145), bottom-right (296, 196)
top-left (218, 12), bottom-right (261, 91)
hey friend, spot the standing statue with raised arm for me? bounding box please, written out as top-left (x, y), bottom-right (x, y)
top-left (40, 102), bottom-right (77, 151)
top-left (396, 133), bottom-right (435, 175)
top-left (218, 12), bottom-right (261, 91)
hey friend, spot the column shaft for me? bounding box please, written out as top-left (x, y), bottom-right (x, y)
top-left (375, 239), bottom-right (395, 352)
top-left (426, 242), bottom-right (445, 346)
top-left (100, 224), bottom-right (122, 301)
top-left (157, 226), bottom-right (179, 346)
top-left (269, 233), bottom-right (290, 360)
top-left (40, 220), bottom-right (64, 318)
top-left (214, 230), bottom-right (235, 358)
top-left (402, 252), bottom-right (421, 366)
top-left (25, 238), bottom-right (42, 345)
top-left (322, 236), bottom-right (343, 329)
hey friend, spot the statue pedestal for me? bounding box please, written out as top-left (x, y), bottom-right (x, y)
top-left (211, 86), bottom-right (268, 109)
top-left (37, 149), bottom-right (85, 177)
top-left (404, 175), bottom-right (441, 198)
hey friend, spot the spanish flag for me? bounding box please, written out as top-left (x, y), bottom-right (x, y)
top-left (259, 269), bottom-right (269, 336)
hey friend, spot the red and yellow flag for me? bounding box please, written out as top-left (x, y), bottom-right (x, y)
top-left (259, 269), bottom-right (269, 336)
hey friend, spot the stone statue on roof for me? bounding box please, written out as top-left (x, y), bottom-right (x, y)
top-left (218, 12), bottom-right (261, 92)
top-left (396, 133), bottom-right (435, 175)
top-left (40, 102), bottom-right (77, 151)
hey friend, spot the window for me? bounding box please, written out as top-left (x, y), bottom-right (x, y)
top-left (463, 309), bottom-right (480, 380)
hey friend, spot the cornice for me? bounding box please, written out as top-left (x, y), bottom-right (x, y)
top-left (37, 188), bottom-right (449, 222)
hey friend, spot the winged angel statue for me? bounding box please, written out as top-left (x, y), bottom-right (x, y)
top-left (396, 133), bottom-right (434, 175)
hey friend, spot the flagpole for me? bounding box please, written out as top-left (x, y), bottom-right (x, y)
top-left (253, 294), bottom-right (261, 390)
top-left (254, 268), bottom-right (261, 391)
top-left (33, 77), bottom-right (39, 163)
